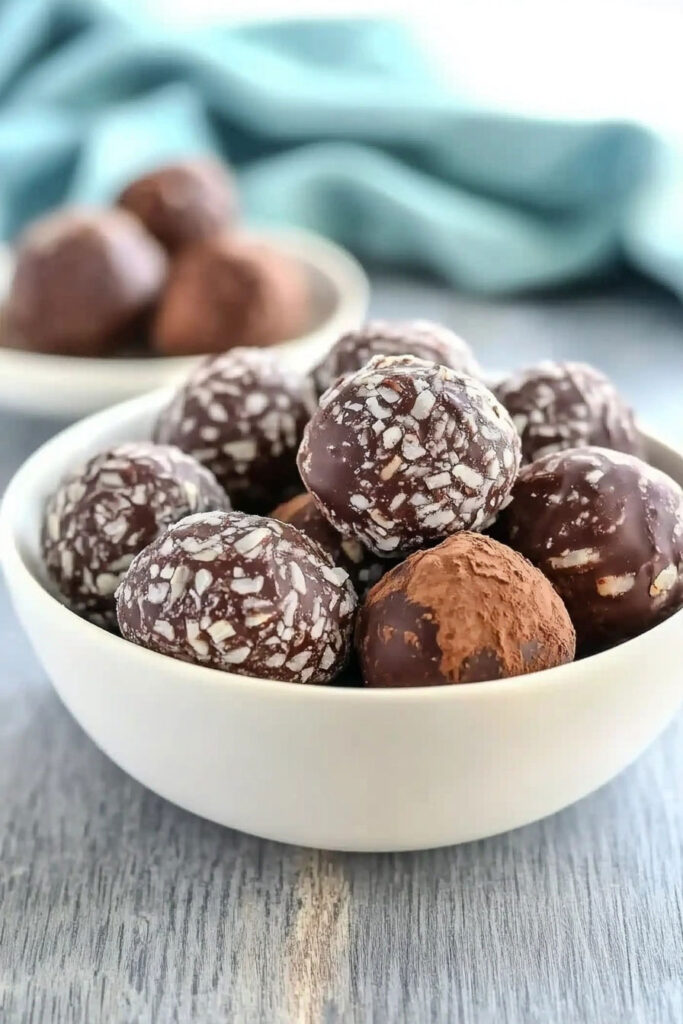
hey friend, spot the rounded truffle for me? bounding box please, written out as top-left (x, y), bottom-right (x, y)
top-left (311, 319), bottom-right (482, 398)
top-left (356, 532), bottom-right (575, 687)
top-left (151, 234), bottom-right (309, 356)
top-left (499, 447), bottom-right (683, 650)
top-left (297, 354), bottom-right (521, 558)
top-left (494, 361), bottom-right (640, 465)
top-left (271, 492), bottom-right (386, 596)
top-left (5, 208), bottom-right (166, 355)
top-left (117, 158), bottom-right (237, 254)
top-left (42, 442), bottom-right (230, 629)
top-left (154, 348), bottom-right (316, 512)
top-left (116, 510), bottom-right (357, 684)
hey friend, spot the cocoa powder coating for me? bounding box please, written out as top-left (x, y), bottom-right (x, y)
top-left (356, 532), bottom-right (576, 687)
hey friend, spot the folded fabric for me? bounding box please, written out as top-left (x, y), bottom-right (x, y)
top-left (1, 0), bottom-right (682, 299)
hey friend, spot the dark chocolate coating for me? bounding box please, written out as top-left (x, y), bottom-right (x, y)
top-left (495, 361), bottom-right (641, 465)
top-left (116, 510), bottom-right (357, 684)
top-left (356, 532), bottom-right (576, 687)
top-left (5, 208), bottom-right (166, 355)
top-left (154, 348), bottom-right (317, 512)
top-left (311, 319), bottom-right (482, 398)
top-left (271, 492), bottom-right (387, 596)
top-left (117, 158), bottom-right (237, 253)
top-left (499, 447), bottom-right (683, 650)
top-left (42, 442), bottom-right (230, 629)
top-left (297, 354), bottom-right (521, 558)
top-left (151, 234), bottom-right (309, 356)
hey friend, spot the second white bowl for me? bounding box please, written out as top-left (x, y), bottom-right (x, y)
top-left (0, 226), bottom-right (368, 419)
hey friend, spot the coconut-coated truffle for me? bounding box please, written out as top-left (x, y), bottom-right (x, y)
top-left (154, 348), bottom-right (317, 512)
top-left (494, 361), bottom-right (641, 465)
top-left (271, 492), bottom-right (386, 596)
top-left (117, 158), bottom-right (237, 253)
top-left (42, 443), bottom-right (230, 629)
top-left (116, 510), bottom-right (357, 684)
top-left (356, 532), bottom-right (575, 687)
top-left (499, 447), bottom-right (683, 650)
top-left (151, 234), bottom-right (309, 356)
top-left (311, 319), bottom-right (482, 398)
top-left (297, 354), bottom-right (521, 558)
top-left (5, 208), bottom-right (166, 355)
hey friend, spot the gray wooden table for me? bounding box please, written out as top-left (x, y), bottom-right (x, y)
top-left (1, 277), bottom-right (682, 1024)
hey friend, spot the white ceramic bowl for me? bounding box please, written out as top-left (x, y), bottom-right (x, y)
top-left (1, 391), bottom-right (682, 851)
top-left (0, 227), bottom-right (368, 418)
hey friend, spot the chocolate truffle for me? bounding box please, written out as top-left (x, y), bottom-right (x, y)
top-left (311, 319), bottom-right (482, 398)
top-left (5, 208), bottom-right (166, 355)
top-left (154, 348), bottom-right (316, 512)
top-left (271, 492), bottom-right (386, 596)
top-left (117, 158), bottom-right (237, 253)
top-left (356, 532), bottom-right (575, 687)
top-left (297, 354), bottom-right (521, 557)
top-left (151, 234), bottom-right (309, 356)
top-left (499, 447), bottom-right (683, 650)
top-left (494, 361), bottom-right (640, 465)
top-left (42, 442), bottom-right (229, 629)
top-left (116, 510), bottom-right (357, 684)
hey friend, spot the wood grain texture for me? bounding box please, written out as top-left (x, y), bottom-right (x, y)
top-left (1, 278), bottom-right (682, 1023)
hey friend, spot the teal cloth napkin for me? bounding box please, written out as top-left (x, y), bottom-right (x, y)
top-left (1, 0), bottom-right (683, 298)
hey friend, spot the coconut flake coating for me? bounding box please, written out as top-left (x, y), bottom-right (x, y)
top-left (494, 361), bottom-right (641, 465)
top-left (499, 447), bottom-right (683, 650)
top-left (271, 492), bottom-right (387, 596)
top-left (311, 319), bottom-right (482, 398)
top-left (356, 532), bottom-right (575, 687)
top-left (42, 443), bottom-right (230, 629)
top-left (116, 511), bottom-right (357, 684)
top-left (298, 354), bottom-right (521, 558)
top-left (154, 348), bottom-right (317, 512)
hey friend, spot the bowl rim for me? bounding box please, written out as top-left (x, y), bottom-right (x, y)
top-left (2, 389), bottom-right (682, 706)
top-left (0, 224), bottom-right (369, 374)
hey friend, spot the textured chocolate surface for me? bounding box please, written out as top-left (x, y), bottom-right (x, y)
top-left (311, 320), bottom-right (482, 398)
top-left (495, 361), bottom-right (641, 464)
top-left (356, 532), bottom-right (575, 687)
top-left (151, 234), bottom-right (309, 356)
top-left (116, 510), bottom-right (357, 684)
top-left (42, 443), bottom-right (230, 629)
top-left (271, 492), bottom-right (387, 596)
top-left (298, 354), bottom-right (521, 557)
top-left (117, 158), bottom-right (237, 253)
top-left (500, 446), bottom-right (683, 649)
top-left (154, 348), bottom-right (316, 512)
top-left (5, 208), bottom-right (166, 355)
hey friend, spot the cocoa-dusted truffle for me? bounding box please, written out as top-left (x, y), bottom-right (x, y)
top-left (42, 443), bottom-right (230, 629)
top-left (117, 158), bottom-right (237, 253)
top-left (356, 532), bottom-right (575, 687)
top-left (311, 319), bottom-right (482, 398)
top-left (271, 492), bottom-right (386, 596)
top-left (154, 348), bottom-right (316, 512)
top-left (495, 361), bottom-right (640, 465)
top-left (5, 208), bottom-right (166, 355)
top-left (298, 354), bottom-right (521, 558)
top-left (152, 234), bottom-right (309, 356)
top-left (499, 447), bottom-right (683, 650)
top-left (116, 510), bottom-right (357, 684)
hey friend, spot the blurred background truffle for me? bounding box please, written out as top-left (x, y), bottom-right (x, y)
top-left (151, 234), bottom-right (310, 356)
top-left (117, 158), bottom-right (238, 254)
top-left (4, 208), bottom-right (166, 356)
